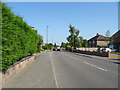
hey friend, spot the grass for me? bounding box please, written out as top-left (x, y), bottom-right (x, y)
top-left (110, 55), bottom-right (119, 58)
top-left (40, 48), bottom-right (45, 51)
top-left (111, 52), bottom-right (120, 55)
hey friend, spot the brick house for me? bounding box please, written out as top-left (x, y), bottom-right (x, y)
top-left (41, 43), bottom-right (46, 46)
top-left (110, 30), bottom-right (120, 52)
top-left (88, 33), bottom-right (110, 48)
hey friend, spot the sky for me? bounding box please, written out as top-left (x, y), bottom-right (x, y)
top-left (5, 2), bottom-right (118, 45)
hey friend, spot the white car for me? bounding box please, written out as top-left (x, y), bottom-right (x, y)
top-left (102, 48), bottom-right (111, 52)
top-left (111, 49), bottom-right (117, 52)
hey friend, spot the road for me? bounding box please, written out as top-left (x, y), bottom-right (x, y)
top-left (3, 51), bottom-right (118, 88)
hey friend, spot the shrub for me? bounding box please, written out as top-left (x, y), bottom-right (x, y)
top-left (40, 48), bottom-right (45, 51)
top-left (1, 3), bottom-right (41, 71)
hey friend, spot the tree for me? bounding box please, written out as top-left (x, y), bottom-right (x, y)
top-left (79, 36), bottom-right (83, 47)
top-left (1, 3), bottom-right (42, 71)
top-left (66, 24), bottom-right (80, 49)
top-left (37, 34), bottom-right (43, 52)
top-left (82, 39), bottom-right (88, 47)
top-left (65, 43), bottom-right (71, 50)
top-left (54, 43), bottom-right (57, 49)
top-left (61, 42), bottom-right (66, 48)
top-left (105, 30), bottom-right (111, 38)
top-left (105, 30), bottom-right (111, 46)
top-left (48, 43), bottom-right (53, 50)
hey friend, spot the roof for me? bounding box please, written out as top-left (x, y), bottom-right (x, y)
top-left (88, 34), bottom-right (109, 41)
top-left (112, 30), bottom-right (120, 38)
top-left (111, 30), bottom-right (120, 43)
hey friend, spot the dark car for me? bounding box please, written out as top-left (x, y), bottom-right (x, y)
top-left (57, 49), bottom-right (60, 51)
top-left (53, 48), bottom-right (57, 51)
top-left (57, 47), bottom-right (61, 51)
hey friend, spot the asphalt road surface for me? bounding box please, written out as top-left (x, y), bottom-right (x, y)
top-left (3, 51), bottom-right (118, 88)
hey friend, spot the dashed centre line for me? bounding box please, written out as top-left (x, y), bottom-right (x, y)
top-left (49, 52), bottom-right (59, 88)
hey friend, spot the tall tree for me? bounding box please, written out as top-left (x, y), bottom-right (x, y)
top-left (37, 34), bottom-right (43, 52)
top-left (61, 42), bottom-right (66, 48)
top-left (82, 39), bottom-right (88, 47)
top-left (105, 30), bottom-right (111, 38)
top-left (54, 43), bottom-right (57, 49)
top-left (79, 36), bottom-right (83, 47)
top-left (66, 24), bottom-right (80, 49)
top-left (105, 30), bottom-right (111, 46)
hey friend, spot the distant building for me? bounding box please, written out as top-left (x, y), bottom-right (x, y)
top-left (41, 43), bottom-right (46, 46)
top-left (110, 30), bottom-right (120, 51)
top-left (31, 27), bottom-right (35, 30)
top-left (88, 33), bottom-right (110, 48)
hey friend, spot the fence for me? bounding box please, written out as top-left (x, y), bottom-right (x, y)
top-left (76, 48), bottom-right (98, 52)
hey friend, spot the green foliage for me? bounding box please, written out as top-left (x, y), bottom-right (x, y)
top-left (1, 3), bottom-right (42, 71)
top-left (79, 36), bottom-right (88, 48)
top-left (53, 43), bottom-right (57, 49)
top-left (48, 43), bottom-right (53, 50)
top-left (111, 52), bottom-right (120, 55)
top-left (61, 42), bottom-right (66, 48)
top-left (42, 43), bottom-right (53, 50)
top-left (66, 25), bottom-right (88, 51)
top-left (66, 24), bottom-right (80, 49)
top-left (82, 39), bottom-right (88, 47)
top-left (37, 35), bottom-right (43, 52)
top-left (40, 48), bottom-right (45, 51)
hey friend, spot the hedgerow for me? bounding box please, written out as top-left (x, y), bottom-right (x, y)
top-left (1, 3), bottom-right (41, 71)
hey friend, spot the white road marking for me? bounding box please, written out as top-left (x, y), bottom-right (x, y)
top-left (49, 52), bottom-right (59, 88)
top-left (61, 52), bottom-right (108, 72)
top-left (83, 61), bottom-right (108, 72)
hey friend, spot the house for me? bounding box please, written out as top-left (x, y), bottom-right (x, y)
top-left (88, 33), bottom-right (110, 48)
top-left (41, 43), bottom-right (46, 46)
top-left (110, 30), bottom-right (120, 52)
top-left (31, 27), bottom-right (35, 30)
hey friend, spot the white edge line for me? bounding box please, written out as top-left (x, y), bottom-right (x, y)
top-left (49, 52), bottom-right (59, 88)
top-left (61, 52), bottom-right (108, 72)
top-left (83, 61), bottom-right (108, 72)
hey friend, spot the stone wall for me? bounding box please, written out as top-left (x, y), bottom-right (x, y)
top-left (0, 53), bottom-right (40, 85)
top-left (75, 50), bottom-right (110, 57)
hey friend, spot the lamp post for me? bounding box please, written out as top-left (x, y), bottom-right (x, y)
top-left (46, 26), bottom-right (48, 50)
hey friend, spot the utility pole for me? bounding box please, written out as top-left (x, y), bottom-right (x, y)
top-left (46, 26), bottom-right (48, 50)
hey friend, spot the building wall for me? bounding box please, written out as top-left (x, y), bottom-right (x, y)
top-left (97, 41), bottom-right (110, 47)
top-left (88, 40), bottom-right (110, 47)
top-left (88, 40), bottom-right (97, 47)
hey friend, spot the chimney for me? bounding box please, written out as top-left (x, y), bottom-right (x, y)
top-left (96, 33), bottom-right (99, 36)
top-left (31, 27), bottom-right (35, 30)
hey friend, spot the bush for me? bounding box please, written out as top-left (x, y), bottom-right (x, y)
top-left (1, 3), bottom-right (40, 71)
top-left (40, 48), bottom-right (45, 51)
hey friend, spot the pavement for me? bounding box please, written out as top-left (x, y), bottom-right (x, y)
top-left (3, 51), bottom-right (118, 88)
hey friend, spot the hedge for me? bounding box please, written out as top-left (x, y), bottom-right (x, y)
top-left (1, 3), bottom-right (40, 71)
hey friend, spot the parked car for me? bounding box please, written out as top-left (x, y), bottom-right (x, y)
top-left (97, 48), bottom-right (103, 51)
top-left (111, 49), bottom-right (117, 52)
top-left (57, 47), bottom-right (61, 51)
top-left (61, 48), bottom-right (65, 51)
top-left (53, 48), bottom-right (57, 51)
top-left (57, 49), bottom-right (60, 51)
top-left (102, 48), bottom-right (111, 52)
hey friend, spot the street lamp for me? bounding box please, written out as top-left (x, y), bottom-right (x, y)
top-left (46, 26), bottom-right (48, 50)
